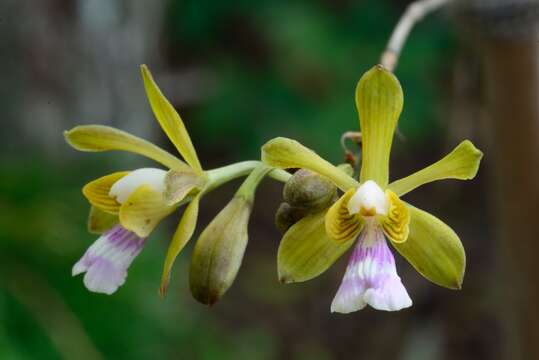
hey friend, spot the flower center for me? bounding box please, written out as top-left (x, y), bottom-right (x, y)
top-left (347, 180), bottom-right (388, 217)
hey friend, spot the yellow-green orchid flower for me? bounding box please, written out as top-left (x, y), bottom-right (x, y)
top-left (262, 65), bottom-right (483, 313)
top-left (66, 65), bottom-right (273, 296)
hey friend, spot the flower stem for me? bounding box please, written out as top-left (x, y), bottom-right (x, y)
top-left (236, 164), bottom-right (272, 201)
top-left (205, 161), bottom-right (290, 193)
top-left (268, 167), bottom-right (293, 182)
top-left (380, 0), bottom-right (451, 72)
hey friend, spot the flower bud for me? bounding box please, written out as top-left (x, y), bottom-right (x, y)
top-left (274, 202), bottom-right (309, 234)
top-left (283, 169), bottom-right (336, 212)
top-left (189, 196), bottom-right (252, 305)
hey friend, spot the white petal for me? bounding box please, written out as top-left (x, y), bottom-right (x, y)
top-left (109, 168), bottom-right (166, 204)
top-left (72, 260), bottom-right (87, 276)
top-left (330, 277), bottom-right (367, 314)
top-left (83, 258), bottom-right (127, 295)
top-left (347, 180), bottom-right (389, 216)
top-left (331, 225), bottom-right (412, 313)
top-left (72, 225), bottom-right (146, 294)
top-left (364, 275), bottom-right (412, 311)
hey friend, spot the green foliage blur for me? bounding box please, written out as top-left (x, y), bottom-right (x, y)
top-left (0, 0), bottom-right (457, 358)
top-left (165, 0), bottom-right (454, 160)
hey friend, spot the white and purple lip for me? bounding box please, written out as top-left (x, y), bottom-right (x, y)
top-left (72, 225), bottom-right (147, 295)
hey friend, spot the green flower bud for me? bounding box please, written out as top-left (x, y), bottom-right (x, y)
top-left (275, 202), bottom-right (309, 234)
top-left (283, 169), bottom-right (337, 212)
top-left (189, 196), bottom-right (252, 305)
top-left (189, 164), bottom-right (270, 305)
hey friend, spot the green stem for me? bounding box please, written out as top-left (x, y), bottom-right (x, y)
top-left (236, 165), bottom-right (272, 201)
top-left (205, 160), bottom-right (290, 193)
top-left (269, 167), bottom-right (292, 182)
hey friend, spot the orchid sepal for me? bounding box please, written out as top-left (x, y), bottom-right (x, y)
top-left (392, 204), bottom-right (465, 290)
top-left (87, 206), bottom-right (118, 234)
top-left (64, 125), bottom-right (190, 172)
top-left (388, 140), bottom-right (483, 197)
top-left (141, 65), bottom-right (203, 173)
top-left (160, 194), bottom-right (201, 296)
top-left (82, 171), bottom-right (129, 214)
top-left (278, 211), bottom-right (355, 284)
top-left (356, 65), bottom-right (403, 187)
top-left (261, 137), bottom-right (359, 191)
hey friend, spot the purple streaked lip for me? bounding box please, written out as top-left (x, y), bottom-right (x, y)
top-left (331, 225), bottom-right (412, 313)
top-left (73, 225), bottom-right (146, 295)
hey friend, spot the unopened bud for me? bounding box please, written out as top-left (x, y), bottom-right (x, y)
top-left (275, 202), bottom-right (309, 234)
top-left (189, 196), bottom-right (252, 305)
top-left (283, 169), bottom-right (336, 212)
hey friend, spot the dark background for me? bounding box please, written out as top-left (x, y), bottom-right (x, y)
top-left (1, 0), bottom-right (538, 359)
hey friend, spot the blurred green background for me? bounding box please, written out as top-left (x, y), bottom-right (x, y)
top-left (3, 0), bottom-right (535, 359)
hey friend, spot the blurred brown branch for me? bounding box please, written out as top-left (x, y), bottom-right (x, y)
top-left (456, 0), bottom-right (539, 358)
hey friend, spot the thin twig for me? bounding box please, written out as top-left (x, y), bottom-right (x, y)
top-left (380, 0), bottom-right (451, 72)
top-left (340, 131), bottom-right (362, 169)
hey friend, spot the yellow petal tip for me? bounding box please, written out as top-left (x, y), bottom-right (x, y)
top-left (140, 64), bottom-right (150, 76)
top-left (460, 140), bottom-right (483, 180)
top-left (159, 280), bottom-right (168, 298)
top-left (63, 127), bottom-right (83, 150)
top-left (279, 276), bottom-right (294, 284)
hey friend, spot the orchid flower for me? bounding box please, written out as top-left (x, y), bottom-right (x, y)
top-left (66, 65), bottom-right (283, 296)
top-left (262, 65), bottom-right (483, 313)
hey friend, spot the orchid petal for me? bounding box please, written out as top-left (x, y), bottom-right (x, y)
top-left (278, 211), bottom-right (354, 283)
top-left (119, 185), bottom-right (177, 238)
top-left (73, 225), bottom-right (146, 295)
top-left (381, 190), bottom-right (410, 244)
top-left (141, 65), bottom-right (202, 172)
top-left (160, 194), bottom-right (201, 296)
top-left (82, 172), bottom-right (129, 214)
top-left (64, 125), bottom-right (190, 171)
top-left (388, 140), bottom-right (483, 197)
top-left (261, 137), bottom-right (359, 191)
top-left (325, 189), bottom-right (364, 242)
top-left (331, 226), bottom-right (412, 313)
top-left (163, 169), bottom-right (206, 206)
top-left (87, 206), bottom-right (118, 234)
top-left (391, 205), bottom-right (465, 290)
top-left (356, 65), bottom-right (403, 187)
